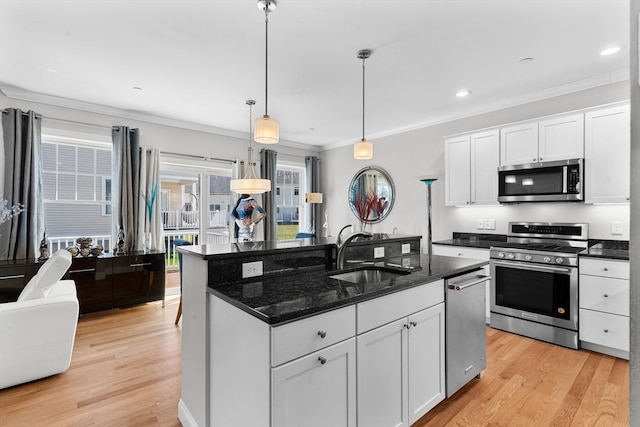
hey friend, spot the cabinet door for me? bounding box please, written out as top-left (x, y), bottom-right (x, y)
top-left (444, 135), bottom-right (471, 206)
top-left (470, 129), bottom-right (499, 205)
top-left (272, 338), bottom-right (356, 427)
top-left (500, 121), bottom-right (538, 165)
top-left (538, 113), bottom-right (584, 162)
top-left (584, 104), bottom-right (630, 204)
top-left (66, 257), bottom-right (112, 314)
top-left (408, 304), bottom-right (445, 424)
top-left (357, 318), bottom-right (409, 427)
top-left (112, 253), bottom-right (165, 308)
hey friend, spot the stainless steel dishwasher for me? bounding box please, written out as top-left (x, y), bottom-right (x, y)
top-left (446, 269), bottom-right (490, 397)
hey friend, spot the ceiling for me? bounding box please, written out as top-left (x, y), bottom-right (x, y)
top-left (0, 0), bottom-right (630, 151)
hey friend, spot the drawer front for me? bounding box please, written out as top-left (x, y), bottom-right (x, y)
top-left (271, 305), bottom-right (355, 366)
top-left (357, 279), bottom-right (444, 334)
top-left (580, 258), bottom-right (629, 280)
top-left (432, 245), bottom-right (489, 261)
top-left (579, 309), bottom-right (629, 352)
top-left (579, 275), bottom-right (629, 316)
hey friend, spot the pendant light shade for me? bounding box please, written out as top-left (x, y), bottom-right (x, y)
top-left (230, 100), bottom-right (272, 194)
top-left (354, 49), bottom-right (373, 160)
top-left (255, 0), bottom-right (279, 144)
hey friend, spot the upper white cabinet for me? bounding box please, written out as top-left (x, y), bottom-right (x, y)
top-left (584, 104), bottom-right (630, 204)
top-left (500, 114), bottom-right (584, 166)
top-left (445, 129), bottom-right (499, 206)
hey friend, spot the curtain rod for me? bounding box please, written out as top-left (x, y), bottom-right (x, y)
top-left (39, 115), bottom-right (113, 130)
top-left (161, 151), bottom-right (235, 164)
top-left (2, 109), bottom-right (42, 119)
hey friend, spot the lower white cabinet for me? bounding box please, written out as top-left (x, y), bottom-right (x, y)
top-left (579, 257), bottom-right (630, 359)
top-left (272, 339), bottom-right (357, 427)
top-left (357, 303), bottom-right (445, 427)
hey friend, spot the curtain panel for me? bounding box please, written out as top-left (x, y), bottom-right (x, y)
top-left (112, 126), bottom-right (140, 252)
top-left (305, 156), bottom-right (321, 235)
top-left (260, 149), bottom-right (277, 241)
top-left (0, 109), bottom-right (44, 260)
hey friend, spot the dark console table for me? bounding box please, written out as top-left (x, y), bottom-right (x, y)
top-left (0, 252), bottom-right (166, 314)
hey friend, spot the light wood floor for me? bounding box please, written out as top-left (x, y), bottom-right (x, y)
top-left (0, 297), bottom-right (629, 426)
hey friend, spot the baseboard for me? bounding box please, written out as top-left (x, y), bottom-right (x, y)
top-left (580, 341), bottom-right (629, 360)
top-left (178, 399), bottom-right (199, 427)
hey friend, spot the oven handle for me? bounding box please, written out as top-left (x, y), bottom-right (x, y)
top-left (492, 259), bottom-right (573, 274)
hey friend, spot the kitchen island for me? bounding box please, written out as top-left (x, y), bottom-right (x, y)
top-left (177, 238), bottom-right (487, 427)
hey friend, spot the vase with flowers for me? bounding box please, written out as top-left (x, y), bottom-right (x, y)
top-left (350, 188), bottom-right (381, 232)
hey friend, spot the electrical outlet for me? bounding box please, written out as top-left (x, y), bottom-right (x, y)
top-left (401, 243), bottom-right (410, 254)
top-left (476, 219), bottom-right (484, 230)
top-left (242, 261), bottom-right (263, 278)
top-left (484, 219), bottom-right (496, 230)
top-left (374, 247), bottom-right (385, 258)
top-left (611, 221), bottom-right (623, 235)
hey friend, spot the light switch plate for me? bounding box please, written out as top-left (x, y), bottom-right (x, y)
top-left (484, 219), bottom-right (496, 230)
top-left (611, 221), bottom-right (623, 235)
top-left (242, 261), bottom-right (263, 278)
top-left (374, 247), bottom-right (385, 258)
top-left (476, 219), bottom-right (484, 230)
top-left (401, 243), bottom-right (410, 254)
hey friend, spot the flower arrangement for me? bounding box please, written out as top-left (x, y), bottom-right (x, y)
top-left (350, 188), bottom-right (381, 231)
top-left (0, 199), bottom-right (24, 225)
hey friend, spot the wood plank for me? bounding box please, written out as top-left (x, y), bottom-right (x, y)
top-left (0, 299), bottom-right (629, 427)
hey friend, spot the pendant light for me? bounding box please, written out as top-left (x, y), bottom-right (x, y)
top-left (354, 49), bottom-right (373, 160)
top-left (230, 100), bottom-right (272, 194)
top-left (254, 0), bottom-right (279, 144)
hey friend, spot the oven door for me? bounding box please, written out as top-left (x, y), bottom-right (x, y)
top-left (490, 259), bottom-right (578, 330)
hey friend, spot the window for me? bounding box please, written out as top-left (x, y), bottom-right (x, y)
top-left (275, 165), bottom-right (305, 239)
top-left (41, 128), bottom-right (113, 251)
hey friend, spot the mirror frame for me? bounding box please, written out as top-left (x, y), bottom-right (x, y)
top-left (348, 165), bottom-right (395, 224)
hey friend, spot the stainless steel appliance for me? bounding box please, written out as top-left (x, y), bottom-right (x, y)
top-left (490, 222), bottom-right (589, 349)
top-left (446, 269), bottom-right (489, 397)
top-left (498, 158), bottom-right (583, 203)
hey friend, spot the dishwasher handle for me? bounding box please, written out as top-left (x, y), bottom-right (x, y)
top-left (447, 275), bottom-right (491, 291)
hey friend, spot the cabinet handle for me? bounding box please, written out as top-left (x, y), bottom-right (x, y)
top-left (130, 263), bottom-right (152, 267)
top-left (603, 329), bottom-right (609, 333)
top-left (317, 330), bottom-right (327, 339)
top-left (69, 268), bottom-right (96, 274)
top-left (533, 158), bottom-right (537, 162)
top-left (409, 321), bottom-right (417, 327)
top-left (404, 323), bottom-right (410, 329)
top-left (603, 267), bottom-right (609, 272)
top-left (457, 253), bottom-right (463, 256)
top-left (0, 274), bottom-right (25, 280)
top-left (318, 356), bottom-right (327, 365)
top-left (603, 294), bottom-right (609, 298)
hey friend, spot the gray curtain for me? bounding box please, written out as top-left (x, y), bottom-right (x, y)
top-left (305, 156), bottom-right (321, 235)
top-left (0, 109), bottom-right (44, 260)
top-left (260, 149), bottom-right (277, 241)
top-left (112, 126), bottom-right (140, 252)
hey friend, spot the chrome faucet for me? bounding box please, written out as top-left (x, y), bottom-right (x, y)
top-left (336, 224), bottom-right (353, 246)
top-left (336, 230), bottom-right (372, 270)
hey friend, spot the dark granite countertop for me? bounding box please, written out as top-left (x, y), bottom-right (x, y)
top-left (179, 234), bottom-right (420, 260)
top-left (208, 254), bottom-right (488, 326)
top-left (433, 233), bottom-right (507, 250)
top-left (580, 240), bottom-right (629, 261)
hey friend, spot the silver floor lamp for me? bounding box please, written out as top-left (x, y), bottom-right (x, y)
top-left (420, 178), bottom-right (438, 259)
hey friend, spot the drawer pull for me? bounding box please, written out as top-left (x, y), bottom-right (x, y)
top-left (69, 268), bottom-right (96, 274)
top-left (317, 330), bottom-right (327, 339)
top-left (130, 263), bottom-right (152, 267)
top-left (409, 321), bottom-right (417, 327)
top-left (604, 329), bottom-right (609, 333)
top-left (603, 267), bottom-right (609, 272)
top-left (457, 253), bottom-right (462, 256)
top-left (0, 274), bottom-right (25, 280)
top-left (603, 294), bottom-right (609, 298)
top-left (318, 356), bottom-right (327, 365)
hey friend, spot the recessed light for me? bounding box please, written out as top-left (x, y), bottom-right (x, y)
top-left (456, 90), bottom-right (472, 98)
top-left (600, 46), bottom-right (622, 56)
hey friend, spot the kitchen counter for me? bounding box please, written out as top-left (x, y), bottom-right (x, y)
top-left (581, 240), bottom-right (629, 260)
top-left (209, 254), bottom-right (488, 325)
top-left (433, 232), bottom-right (507, 250)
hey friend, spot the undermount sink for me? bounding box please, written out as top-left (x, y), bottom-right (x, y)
top-left (329, 267), bottom-right (409, 285)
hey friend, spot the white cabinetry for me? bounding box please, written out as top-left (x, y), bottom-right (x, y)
top-left (432, 245), bottom-right (491, 322)
top-left (579, 258), bottom-right (629, 359)
top-left (500, 114), bottom-right (584, 166)
top-left (445, 129), bottom-right (499, 206)
top-left (584, 104), bottom-right (630, 204)
top-left (356, 280), bottom-right (445, 427)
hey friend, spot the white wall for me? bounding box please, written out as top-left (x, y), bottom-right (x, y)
top-left (321, 81), bottom-right (630, 249)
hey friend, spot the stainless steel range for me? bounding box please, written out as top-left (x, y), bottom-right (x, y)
top-left (490, 222), bottom-right (589, 349)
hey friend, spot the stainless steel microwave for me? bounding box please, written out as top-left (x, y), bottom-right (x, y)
top-left (497, 158), bottom-right (583, 203)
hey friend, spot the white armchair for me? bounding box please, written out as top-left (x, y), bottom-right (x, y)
top-left (0, 250), bottom-right (79, 389)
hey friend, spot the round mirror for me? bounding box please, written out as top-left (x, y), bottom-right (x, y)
top-left (348, 166), bottom-right (395, 224)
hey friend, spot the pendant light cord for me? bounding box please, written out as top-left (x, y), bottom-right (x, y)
top-left (264, 8), bottom-right (269, 117)
top-left (361, 55), bottom-right (366, 141)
